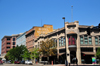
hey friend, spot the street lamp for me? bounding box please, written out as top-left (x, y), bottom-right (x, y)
top-left (62, 17), bottom-right (67, 66)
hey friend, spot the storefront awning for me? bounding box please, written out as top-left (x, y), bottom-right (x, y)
top-left (82, 52), bottom-right (96, 55)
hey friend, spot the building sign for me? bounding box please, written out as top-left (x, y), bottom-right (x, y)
top-left (92, 57), bottom-right (96, 64)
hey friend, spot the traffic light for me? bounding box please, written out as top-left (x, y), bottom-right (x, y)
top-left (87, 27), bottom-right (90, 35)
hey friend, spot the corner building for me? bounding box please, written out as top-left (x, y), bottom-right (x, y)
top-left (34, 21), bottom-right (100, 64)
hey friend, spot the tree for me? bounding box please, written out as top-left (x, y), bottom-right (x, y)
top-left (96, 47), bottom-right (100, 58)
top-left (5, 45), bottom-right (29, 62)
top-left (39, 38), bottom-right (57, 57)
top-left (5, 48), bottom-right (16, 63)
top-left (21, 50), bottom-right (30, 60)
top-left (30, 48), bottom-right (40, 60)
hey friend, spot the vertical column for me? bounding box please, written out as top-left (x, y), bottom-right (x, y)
top-left (66, 35), bottom-right (70, 63)
top-left (92, 36), bottom-right (96, 53)
top-left (57, 34), bottom-right (59, 60)
top-left (76, 35), bottom-right (81, 64)
top-left (39, 57), bottom-right (42, 62)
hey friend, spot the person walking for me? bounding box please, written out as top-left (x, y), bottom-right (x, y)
top-left (35, 58), bottom-right (37, 64)
top-left (76, 58), bottom-right (78, 66)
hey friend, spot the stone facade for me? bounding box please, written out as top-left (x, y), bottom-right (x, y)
top-left (34, 21), bottom-right (100, 64)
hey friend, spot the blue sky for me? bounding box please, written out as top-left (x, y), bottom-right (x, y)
top-left (0, 0), bottom-right (100, 54)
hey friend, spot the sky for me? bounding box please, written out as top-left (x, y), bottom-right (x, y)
top-left (0, 0), bottom-right (100, 54)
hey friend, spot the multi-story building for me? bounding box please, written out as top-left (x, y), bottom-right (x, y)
top-left (26, 24), bottom-right (53, 50)
top-left (1, 34), bottom-right (21, 60)
top-left (16, 32), bottom-right (26, 46)
top-left (34, 21), bottom-right (100, 64)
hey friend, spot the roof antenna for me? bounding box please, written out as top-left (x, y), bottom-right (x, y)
top-left (71, 5), bottom-right (73, 22)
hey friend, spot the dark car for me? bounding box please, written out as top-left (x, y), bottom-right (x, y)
top-left (7, 60), bottom-right (11, 64)
top-left (0, 60), bottom-right (3, 64)
top-left (14, 61), bottom-right (20, 64)
top-left (21, 61), bottom-right (25, 64)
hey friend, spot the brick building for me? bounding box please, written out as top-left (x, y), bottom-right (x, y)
top-left (26, 24), bottom-right (54, 50)
top-left (1, 34), bottom-right (21, 60)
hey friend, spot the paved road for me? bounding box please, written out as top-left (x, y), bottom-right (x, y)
top-left (0, 64), bottom-right (38, 66)
top-left (1, 63), bottom-right (100, 66)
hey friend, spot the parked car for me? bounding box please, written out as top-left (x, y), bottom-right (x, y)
top-left (14, 61), bottom-right (20, 64)
top-left (7, 60), bottom-right (11, 64)
top-left (25, 60), bottom-right (32, 65)
top-left (21, 61), bottom-right (25, 64)
top-left (0, 60), bottom-right (3, 64)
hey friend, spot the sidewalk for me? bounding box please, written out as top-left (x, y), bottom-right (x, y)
top-left (34, 63), bottom-right (100, 66)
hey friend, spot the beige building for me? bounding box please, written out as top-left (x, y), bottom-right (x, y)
top-left (34, 21), bottom-right (100, 64)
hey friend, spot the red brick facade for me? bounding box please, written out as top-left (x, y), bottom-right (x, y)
top-left (1, 36), bottom-right (18, 54)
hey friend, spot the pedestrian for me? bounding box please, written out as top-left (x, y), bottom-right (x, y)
top-left (35, 58), bottom-right (37, 64)
top-left (76, 58), bottom-right (78, 66)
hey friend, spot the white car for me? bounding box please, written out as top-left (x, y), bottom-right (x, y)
top-left (25, 60), bottom-right (32, 65)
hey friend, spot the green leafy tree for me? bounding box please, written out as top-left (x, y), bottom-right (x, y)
top-left (5, 45), bottom-right (29, 62)
top-left (29, 48), bottom-right (40, 60)
top-left (96, 47), bottom-right (100, 58)
top-left (5, 48), bottom-right (16, 63)
top-left (22, 50), bottom-right (30, 60)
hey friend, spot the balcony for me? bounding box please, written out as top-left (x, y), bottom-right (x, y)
top-left (68, 44), bottom-right (76, 48)
top-left (68, 39), bottom-right (76, 48)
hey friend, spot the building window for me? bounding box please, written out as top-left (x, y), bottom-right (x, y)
top-left (72, 36), bottom-right (76, 45)
top-left (80, 36), bottom-right (83, 44)
top-left (7, 38), bottom-right (10, 41)
top-left (59, 37), bottom-right (65, 47)
top-left (13, 42), bottom-right (15, 45)
top-left (99, 36), bottom-right (100, 44)
top-left (13, 46), bottom-right (15, 48)
top-left (59, 39), bottom-right (61, 47)
top-left (13, 38), bottom-right (15, 41)
top-left (89, 37), bottom-right (92, 44)
top-left (95, 37), bottom-right (98, 45)
top-left (61, 37), bottom-right (64, 46)
top-left (68, 37), bottom-right (71, 45)
top-left (68, 36), bottom-right (76, 45)
top-left (84, 35), bottom-right (88, 44)
top-left (7, 47), bottom-right (10, 49)
top-left (64, 38), bottom-right (66, 46)
top-left (7, 43), bottom-right (10, 45)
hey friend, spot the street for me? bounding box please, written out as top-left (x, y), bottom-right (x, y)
top-left (0, 64), bottom-right (40, 66)
top-left (1, 63), bottom-right (100, 66)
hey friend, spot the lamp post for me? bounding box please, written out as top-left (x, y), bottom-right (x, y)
top-left (62, 17), bottom-right (67, 66)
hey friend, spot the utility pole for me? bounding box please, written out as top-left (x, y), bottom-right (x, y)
top-left (62, 17), bottom-right (68, 66)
